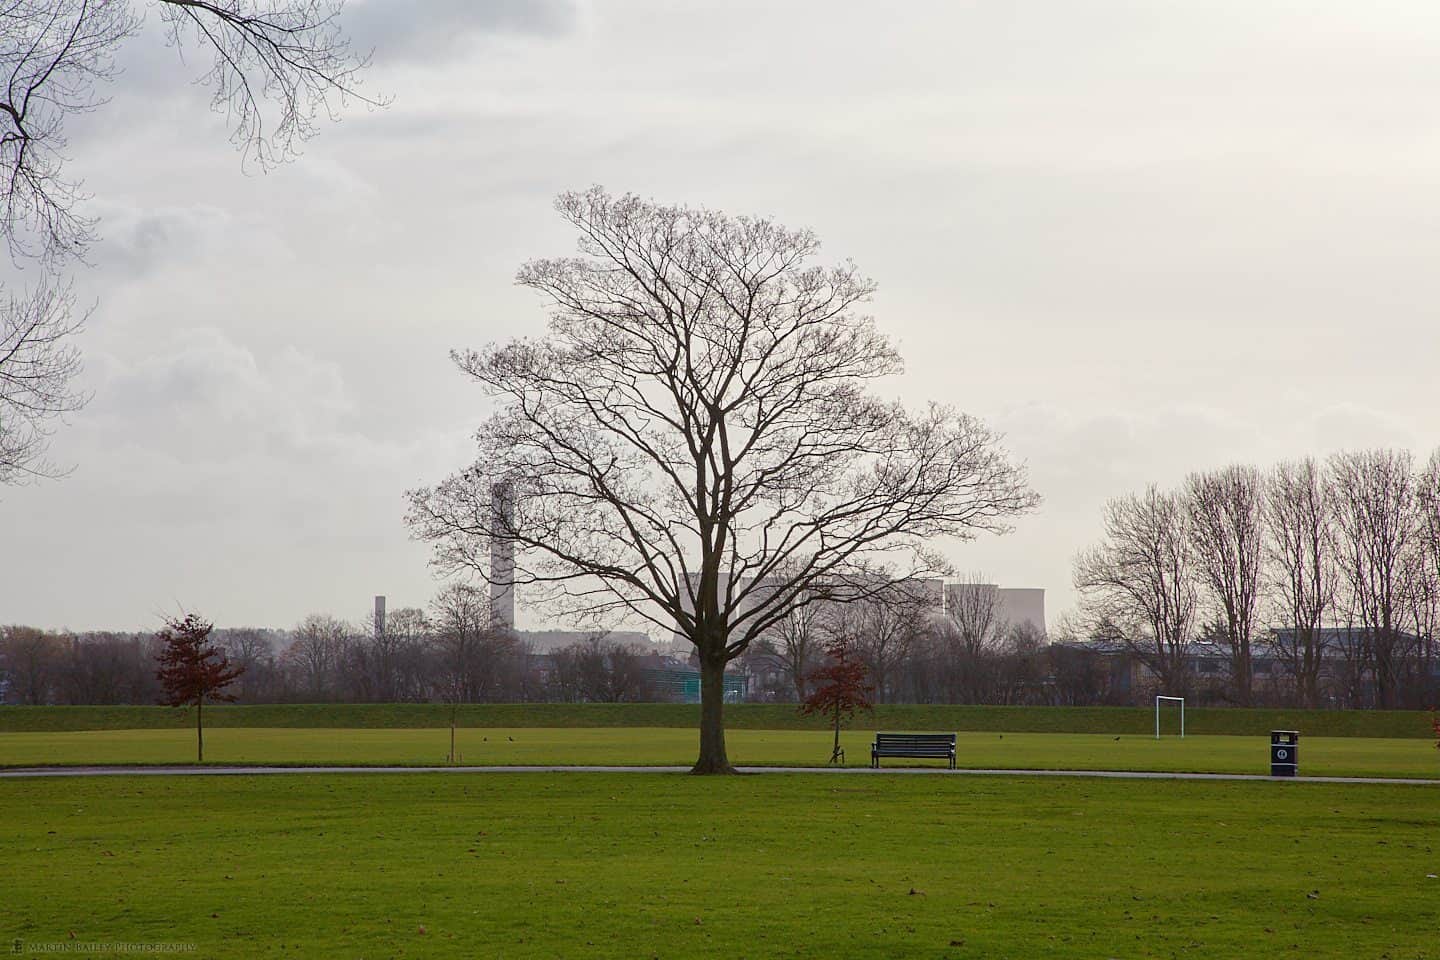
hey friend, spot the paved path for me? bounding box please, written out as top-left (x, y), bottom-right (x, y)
top-left (1, 764), bottom-right (1436, 785)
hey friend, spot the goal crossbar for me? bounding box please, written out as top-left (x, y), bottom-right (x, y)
top-left (1155, 696), bottom-right (1185, 739)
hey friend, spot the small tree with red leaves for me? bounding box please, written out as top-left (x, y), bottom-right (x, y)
top-left (799, 642), bottom-right (874, 765)
top-left (156, 613), bottom-right (243, 762)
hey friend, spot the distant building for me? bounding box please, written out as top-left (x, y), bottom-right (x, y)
top-left (490, 482), bottom-right (516, 630)
top-left (640, 655), bottom-right (748, 703)
top-left (1068, 626), bottom-right (1438, 705)
top-left (670, 575), bottom-right (1045, 647)
top-left (943, 583), bottom-right (1046, 636)
top-left (739, 645), bottom-right (792, 702)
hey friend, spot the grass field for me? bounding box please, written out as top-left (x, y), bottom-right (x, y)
top-left (4, 702), bottom-right (1437, 737)
top-left (3, 772), bottom-right (1437, 958)
top-left (4, 727), bottom-right (1439, 779)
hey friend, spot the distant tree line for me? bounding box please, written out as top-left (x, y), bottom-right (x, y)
top-left (742, 580), bottom-right (1117, 708)
top-left (11, 443), bottom-right (1438, 713)
top-left (1072, 449), bottom-right (1440, 709)
top-left (0, 584), bottom-right (657, 706)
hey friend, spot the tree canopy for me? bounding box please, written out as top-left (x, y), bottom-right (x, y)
top-left (409, 188), bottom-right (1039, 771)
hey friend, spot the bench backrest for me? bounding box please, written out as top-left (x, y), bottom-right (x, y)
top-left (873, 733), bottom-right (956, 754)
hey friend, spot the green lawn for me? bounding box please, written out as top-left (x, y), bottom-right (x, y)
top-left (2, 773), bottom-right (1436, 958)
top-left (4, 727), bottom-right (1438, 779)
top-left (4, 702), bottom-right (1436, 737)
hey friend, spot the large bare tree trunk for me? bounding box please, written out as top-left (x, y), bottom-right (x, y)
top-left (692, 654), bottom-right (736, 774)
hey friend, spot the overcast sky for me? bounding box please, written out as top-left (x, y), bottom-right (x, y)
top-left (4, 0), bottom-right (1439, 632)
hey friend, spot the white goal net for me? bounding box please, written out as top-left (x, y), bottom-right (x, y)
top-left (1154, 696), bottom-right (1185, 739)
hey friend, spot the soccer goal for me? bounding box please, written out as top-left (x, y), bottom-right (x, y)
top-left (1154, 696), bottom-right (1185, 739)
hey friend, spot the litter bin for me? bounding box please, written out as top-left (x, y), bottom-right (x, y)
top-left (1270, 730), bottom-right (1299, 777)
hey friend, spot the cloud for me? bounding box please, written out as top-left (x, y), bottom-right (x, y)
top-left (343, 0), bottom-right (583, 62)
top-left (87, 328), bottom-right (352, 462)
top-left (89, 203), bottom-right (234, 276)
top-left (9, 0), bottom-right (1440, 632)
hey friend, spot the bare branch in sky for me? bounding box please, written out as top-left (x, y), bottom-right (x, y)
top-left (0, 276), bottom-right (86, 483)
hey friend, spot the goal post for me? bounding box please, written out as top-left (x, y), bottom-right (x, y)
top-left (1155, 696), bottom-right (1185, 739)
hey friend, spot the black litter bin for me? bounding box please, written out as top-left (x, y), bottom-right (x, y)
top-left (1270, 730), bottom-right (1299, 777)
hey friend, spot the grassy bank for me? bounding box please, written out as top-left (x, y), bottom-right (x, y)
top-left (2, 702), bottom-right (1436, 737)
top-left (3, 773), bottom-right (1436, 958)
top-left (3, 728), bottom-right (1438, 778)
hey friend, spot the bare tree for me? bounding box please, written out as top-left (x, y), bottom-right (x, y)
top-left (1421, 451), bottom-right (1440, 586)
top-left (2, 0), bottom-right (378, 481)
top-left (218, 627), bottom-right (277, 702)
top-left (1185, 465), bottom-right (1264, 705)
top-left (941, 578), bottom-right (1008, 703)
top-left (2, 0), bottom-right (377, 262)
top-left (429, 582), bottom-right (520, 703)
top-left (0, 278), bottom-right (86, 482)
top-left (1327, 450), bottom-right (1425, 709)
top-left (832, 580), bottom-right (936, 704)
top-left (945, 578), bottom-right (1008, 658)
top-left (1418, 450), bottom-right (1440, 687)
top-left (0, 623), bottom-right (63, 703)
top-left (547, 635), bottom-right (656, 703)
top-left (430, 582), bottom-right (489, 702)
top-left (1044, 633), bottom-right (1112, 707)
top-left (347, 605), bottom-right (429, 702)
top-left (1403, 566), bottom-right (1439, 704)
top-left (428, 583), bottom-right (497, 762)
top-left (284, 613), bottom-right (345, 700)
top-left (765, 562), bottom-right (826, 701)
top-left (62, 631), bottom-right (155, 703)
top-left (1074, 486), bottom-right (1197, 695)
top-left (994, 621), bottom-right (1049, 705)
top-left (408, 189), bottom-right (1039, 773)
top-left (2, 0), bottom-right (133, 261)
top-left (1264, 459), bottom-right (1336, 707)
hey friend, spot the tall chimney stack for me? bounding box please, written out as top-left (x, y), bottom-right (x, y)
top-left (490, 481), bottom-right (516, 631)
top-left (374, 595), bottom-right (386, 639)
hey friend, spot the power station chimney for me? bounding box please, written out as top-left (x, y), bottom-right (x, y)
top-left (490, 481), bottom-right (516, 631)
top-left (374, 595), bottom-right (386, 639)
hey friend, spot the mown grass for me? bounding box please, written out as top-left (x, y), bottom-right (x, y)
top-left (2, 702), bottom-right (1436, 737)
top-left (3, 727), bottom-right (1438, 779)
top-left (2, 773), bottom-right (1436, 958)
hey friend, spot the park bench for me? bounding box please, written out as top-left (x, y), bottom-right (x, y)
top-left (870, 732), bottom-right (957, 769)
